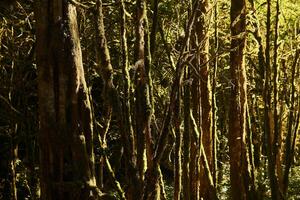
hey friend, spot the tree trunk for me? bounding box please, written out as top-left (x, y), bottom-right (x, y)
top-left (229, 0), bottom-right (254, 199)
top-left (135, 0), bottom-right (153, 186)
top-left (183, 70), bottom-right (191, 200)
top-left (192, 0), bottom-right (214, 198)
top-left (248, 0), bottom-right (266, 171)
top-left (35, 1), bottom-right (100, 199)
top-left (264, 0), bottom-right (283, 198)
top-left (272, 0), bottom-right (284, 193)
top-left (174, 80), bottom-right (182, 200)
top-left (212, 0), bottom-right (219, 187)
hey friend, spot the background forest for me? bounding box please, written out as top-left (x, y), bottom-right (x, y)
top-left (0, 0), bottom-right (299, 199)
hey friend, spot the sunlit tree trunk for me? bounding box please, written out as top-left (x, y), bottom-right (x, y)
top-left (119, 0), bottom-right (140, 199)
top-left (190, 0), bottom-right (215, 198)
top-left (248, 0), bottom-right (266, 172)
top-left (229, 0), bottom-right (254, 199)
top-left (35, 1), bottom-right (100, 199)
top-left (135, 0), bottom-right (153, 187)
top-left (94, 1), bottom-right (128, 199)
top-left (194, 0), bottom-right (214, 198)
top-left (120, 0), bottom-right (135, 170)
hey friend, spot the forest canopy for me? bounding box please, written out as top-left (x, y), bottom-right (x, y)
top-left (0, 0), bottom-right (299, 199)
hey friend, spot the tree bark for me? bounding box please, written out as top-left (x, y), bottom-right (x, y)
top-left (272, 0), bottom-right (284, 193)
top-left (183, 70), bottom-right (191, 200)
top-left (229, 0), bottom-right (254, 199)
top-left (135, 0), bottom-right (152, 186)
top-left (35, 1), bottom-right (100, 199)
top-left (264, 0), bottom-right (283, 198)
top-left (212, 0), bottom-right (219, 187)
top-left (192, 0), bottom-right (214, 198)
top-left (173, 79), bottom-right (182, 200)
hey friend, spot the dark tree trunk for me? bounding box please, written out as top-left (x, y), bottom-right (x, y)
top-left (229, 0), bottom-right (254, 199)
top-left (35, 1), bottom-right (100, 199)
top-left (183, 70), bottom-right (191, 200)
top-left (135, 0), bottom-right (153, 187)
top-left (173, 79), bottom-right (182, 200)
top-left (264, 0), bottom-right (284, 198)
top-left (283, 49), bottom-right (300, 196)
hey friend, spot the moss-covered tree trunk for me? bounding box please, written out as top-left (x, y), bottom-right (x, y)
top-left (35, 1), bottom-right (100, 199)
top-left (193, 0), bottom-right (214, 198)
top-left (190, 0), bottom-right (214, 198)
top-left (229, 0), bottom-right (254, 199)
top-left (135, 0), bottom-right (152, 186)
top-left (173, 79), bottom-right (182, 200)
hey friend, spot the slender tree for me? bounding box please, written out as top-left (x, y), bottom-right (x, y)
top-left (193, 0), bottom-right (214, 198)
top-left (264, 0), bottom-right (284, 198)
top-left (173, 76), bottom-right (182, 200)
top-left (212, 0), bottom-right (219, 187)
top-left (249, 0), bottom-right (266, 170)
top-left (183, 69), bottom-right (191, 200)
top-left (94, 1), bottom-right (137, 199)
top-left (135, 0), bottom-right (153, 184)
top-left (272, 0), bottom-right (284, 192)
top-left (283, 49), bottom-right (300, 196)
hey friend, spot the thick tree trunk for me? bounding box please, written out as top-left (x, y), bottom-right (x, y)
top-left (35, 1), bottom-right (100, 199)
top-left (229, 0), bottom-right (254, 199)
